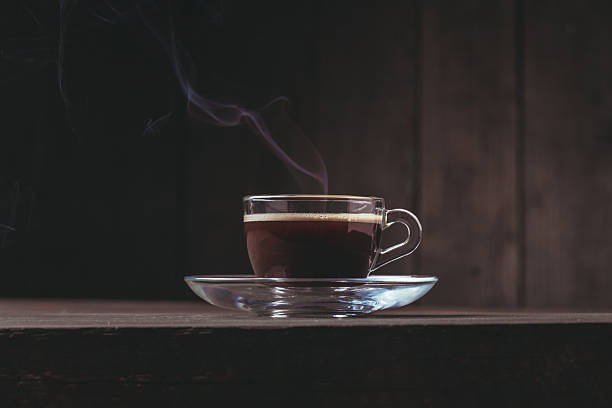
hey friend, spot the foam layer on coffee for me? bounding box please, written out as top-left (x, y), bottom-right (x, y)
top-left (244, 213), bottom-right (383, 223)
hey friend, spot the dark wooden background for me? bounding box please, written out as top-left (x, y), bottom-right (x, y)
top-left (1, 0), bottom-right (611, 308)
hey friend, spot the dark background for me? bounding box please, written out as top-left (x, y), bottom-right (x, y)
top-left (1, 0), bottom-right (611, 308)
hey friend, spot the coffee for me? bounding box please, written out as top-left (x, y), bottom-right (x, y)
top-left (244, 213), bottom-right (382, 278)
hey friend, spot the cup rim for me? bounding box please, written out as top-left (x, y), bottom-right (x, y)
top-left (243, 194), bottom-right (383, 202)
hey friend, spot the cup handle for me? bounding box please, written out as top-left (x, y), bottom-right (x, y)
top-left (369, 209), bottom-right (422, 273)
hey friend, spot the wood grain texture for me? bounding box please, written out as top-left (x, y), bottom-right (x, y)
top-left (1, 303), bottom-right (611, 407)
top-left (0, 300), bottom-right (611, 328)
top-left (420, 0), bottom-right (519, 306)
top-left (524, 1), bottom-right (612, 307)
top-left (309, 1), bottom-right (421, 275)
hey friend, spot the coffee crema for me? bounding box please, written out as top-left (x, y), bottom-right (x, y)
top-left (244, 212), bottom-right (383, 278)
top-left (244, 213), bottom-right (382, 223)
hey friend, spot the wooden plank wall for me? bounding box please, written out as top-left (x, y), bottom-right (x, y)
top-left (419, 0), bottom-right (519, 306)
top-left (2, 1), bottom-right (612, 307)
top-left (524, 0), bottom-right (612, 307)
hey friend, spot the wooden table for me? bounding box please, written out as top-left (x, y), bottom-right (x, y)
top-left (1, 300), bottom-right (611, 407)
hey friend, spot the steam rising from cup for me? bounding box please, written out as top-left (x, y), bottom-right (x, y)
top-left (57, 1), bottom-right (328, 193)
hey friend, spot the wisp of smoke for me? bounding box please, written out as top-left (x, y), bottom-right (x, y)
top-left (57, 0), bottom-right (328, 193)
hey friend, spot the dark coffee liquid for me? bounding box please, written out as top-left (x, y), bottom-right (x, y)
top-left (244, 213), bottom-right (382, 278)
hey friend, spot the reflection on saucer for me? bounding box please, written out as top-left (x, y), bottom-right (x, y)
top-left (185, 275), bottom-right (438, 318)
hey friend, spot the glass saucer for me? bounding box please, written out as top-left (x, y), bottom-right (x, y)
top-left (184, 275), bottom-right (438, 318)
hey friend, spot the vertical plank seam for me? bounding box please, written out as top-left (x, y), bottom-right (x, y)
top-left (514, 0), bottom-right (527, 308)
top-left (413, 0), bottom-right (424, 276)
top-left (176, 94), bottom-right (189, 299)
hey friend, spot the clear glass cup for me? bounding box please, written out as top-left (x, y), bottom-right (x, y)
top-left (243, 194), bottom-right (422, 278)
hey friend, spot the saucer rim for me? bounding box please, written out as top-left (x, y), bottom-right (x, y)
top-left (184, 274), bottom-right (439, 284)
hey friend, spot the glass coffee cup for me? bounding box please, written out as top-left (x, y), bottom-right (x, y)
top-left (243, 195), bottom-right (422, 278)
